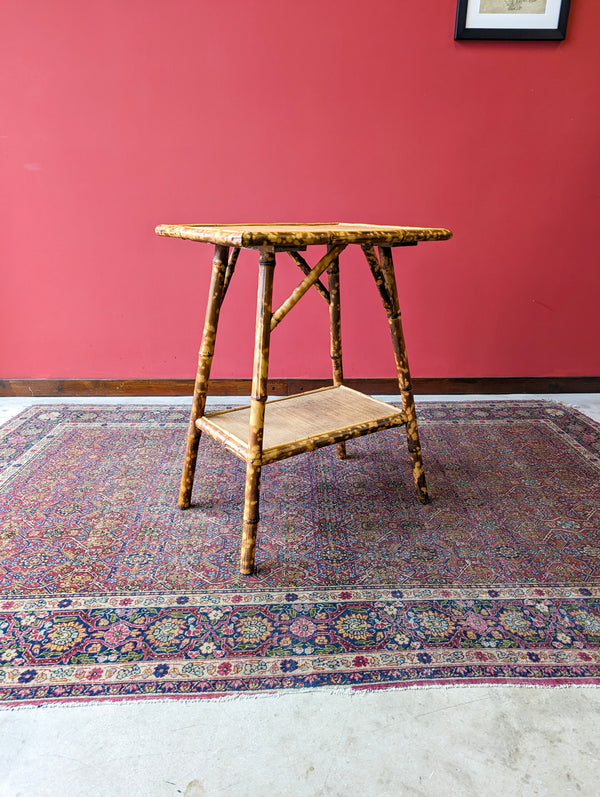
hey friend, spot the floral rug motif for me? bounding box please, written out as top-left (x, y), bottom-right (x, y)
top-left (0, 401), bottom-right (599, 705)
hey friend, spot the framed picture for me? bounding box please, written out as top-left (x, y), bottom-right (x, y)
top-left (455, 0), bottom-right (571, 40)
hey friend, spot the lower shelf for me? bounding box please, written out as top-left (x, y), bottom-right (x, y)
top-left (197, 385), bottom-right (406, 464)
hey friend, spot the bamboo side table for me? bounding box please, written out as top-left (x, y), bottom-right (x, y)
top-left (155, 223), bottom-right (452, 574)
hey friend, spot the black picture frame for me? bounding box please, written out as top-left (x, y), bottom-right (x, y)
top-left (455, 0), bottom-right (571, 40)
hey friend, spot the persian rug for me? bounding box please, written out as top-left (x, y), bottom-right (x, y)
top-left (0, 401), bottom-right (599, 706)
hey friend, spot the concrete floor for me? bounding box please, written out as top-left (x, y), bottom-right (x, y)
top-left (1, 394), bottom-right (599, 797)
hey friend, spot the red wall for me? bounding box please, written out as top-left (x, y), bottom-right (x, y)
top-left (2, 0), bottom-right (599, 380)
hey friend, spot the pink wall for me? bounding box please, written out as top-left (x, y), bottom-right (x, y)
top-left (2, 0), bottom-right (599, 380)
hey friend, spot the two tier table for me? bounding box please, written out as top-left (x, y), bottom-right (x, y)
top-left (155, 223), bottom-right (452, 574)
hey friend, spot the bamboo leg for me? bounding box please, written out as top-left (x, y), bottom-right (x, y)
top-left (222, 247), bottom-right (240, 298)
top-left (327, 246), bottom-right (346, 460)
top-left (378, 246), bottom-right (429, 504)
top-left (178, 245), bottom-right (229, 509)
top-left (240, 250), bottom-right (276, 575)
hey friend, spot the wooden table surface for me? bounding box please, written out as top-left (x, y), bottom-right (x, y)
top-left (155, 222), bottom-right (452, 249)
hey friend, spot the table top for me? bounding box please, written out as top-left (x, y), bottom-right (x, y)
top-left (154, 222), bottom-right (452, 249)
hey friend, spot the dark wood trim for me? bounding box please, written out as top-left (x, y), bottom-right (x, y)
top-left (1, 377), bottom-right (599, 398)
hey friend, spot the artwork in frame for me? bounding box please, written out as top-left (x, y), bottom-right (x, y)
top-left (455, 0), bottom-right (571, 40)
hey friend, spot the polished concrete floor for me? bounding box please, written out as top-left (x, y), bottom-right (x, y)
top-left (0, 394), bottom-right (599, 797)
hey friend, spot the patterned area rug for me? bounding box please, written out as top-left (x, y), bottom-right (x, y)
top-left (0, 401), bottom-right (599, 706)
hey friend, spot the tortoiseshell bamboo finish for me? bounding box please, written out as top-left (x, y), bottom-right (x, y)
top-left (240, 251), bottom-right (275, 575)
top-left (327, 245), bottom-right (346, 460)
top-left (222, 247), bottom-right (240, 298)
top-left (155, 222), bottom-right (451, 249)
top-left (160, 223), bottom-right (452, 574)
top-left (366, 244), bottom-right (429, 503)
top-left (288, 251), bottom-right (330, 303)
top-left (270, 245), bottom-right (345, 331)
top-left (178, 245), bottom-right (229, 509)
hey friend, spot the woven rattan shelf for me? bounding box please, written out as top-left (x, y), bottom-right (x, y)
top-left (156, 221), bottom-right (452, 574)
top-left (198, 385), bottom-right (407, 465)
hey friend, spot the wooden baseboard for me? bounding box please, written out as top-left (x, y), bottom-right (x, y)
top-left (1, 377), bottom-right (599, 397)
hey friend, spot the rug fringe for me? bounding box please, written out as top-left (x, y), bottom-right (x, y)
top-left (2, 680), bottom-right (599, 712)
